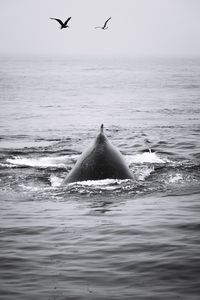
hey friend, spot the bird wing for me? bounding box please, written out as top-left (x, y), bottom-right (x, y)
top-left (50, 18), bottom-right (64, 26)
top-left (64, 17), bottom-right (71, 26)
top-left (104, 17), bottom-right (111, 27)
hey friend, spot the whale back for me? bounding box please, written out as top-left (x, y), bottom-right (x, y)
top-left (63, 125), bottom-right (133, 184)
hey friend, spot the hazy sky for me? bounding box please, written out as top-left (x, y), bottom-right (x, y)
top-left (0, 0), bottom-right (200, 57)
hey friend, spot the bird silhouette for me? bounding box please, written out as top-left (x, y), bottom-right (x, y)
top-left (50, 17), bottom-right (71, 29)
top-left (95, 17), bottom-right (111, 30)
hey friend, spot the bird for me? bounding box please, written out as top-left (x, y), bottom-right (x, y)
top-left (95, 17), bottom-right (111, 30)
top-left (50, 17), bottom-right (71, 29)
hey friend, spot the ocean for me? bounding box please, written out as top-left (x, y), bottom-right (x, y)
top-left (0, 55), bottom-right (200, 299)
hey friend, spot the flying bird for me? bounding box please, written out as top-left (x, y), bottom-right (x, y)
top-left (95, 17), bottom-right (111, 30)
top-left (50, 17), bottom-right (71, 29)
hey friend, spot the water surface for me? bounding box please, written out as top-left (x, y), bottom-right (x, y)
top-left (0, 55), bottom-right (200, 299)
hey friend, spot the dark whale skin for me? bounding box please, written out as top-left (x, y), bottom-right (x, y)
top-left (63, 125), bottom-right (133, 184)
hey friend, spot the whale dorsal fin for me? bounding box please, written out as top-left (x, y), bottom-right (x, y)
top-left (100, 124), bottom-right (104, 133)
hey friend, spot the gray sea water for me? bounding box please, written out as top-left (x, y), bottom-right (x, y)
top-left (0, 55), bottom-right (200, 299)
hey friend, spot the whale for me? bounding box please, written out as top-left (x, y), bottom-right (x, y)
top-left (63, 124), bottom-right (133, 184)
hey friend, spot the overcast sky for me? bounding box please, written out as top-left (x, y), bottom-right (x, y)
top-left (0, 0), bottom-right (200, 57)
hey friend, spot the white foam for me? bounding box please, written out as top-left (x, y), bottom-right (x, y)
top-left (138, 166), bottom-right (154, 180)
top-left (0, 163), bottom-right (14, 168)
top-left (68, 178), bottom-right (128, 187)
top-left (18, 184), bottom-right (41, 192)
top-left (6, 150), bottom-right (166, 170)
top-left (50, 175), bottom-right (63, 187)
top-left (126, 150), bottom-right (167, 164)
top-left (7, 155), bottom-right (71, 168)
top-left (168, 173), bottom-right (183, 183)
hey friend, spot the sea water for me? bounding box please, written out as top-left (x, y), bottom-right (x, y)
top-left (0, 55), bottom-right (200, 299)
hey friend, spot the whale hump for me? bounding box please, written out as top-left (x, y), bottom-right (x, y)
top-left (63, 125), bottom-right (133, 184)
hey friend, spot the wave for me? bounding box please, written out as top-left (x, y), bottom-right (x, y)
top-left (49, 167), bottom-right (154, 191)
top-left (6, 156), bottom-right (71, 169)
top-left (5, 151), bottom-right (167, 170)
top-left (167, 173), bottom-right (183, 183)
top-left (50, 175), bottom-right (64, 187)
top-left (137, 166), bottom-right (154, 180)
top-left (126, 150), bottom-right (168, 164)
top-left (4, 151), bottom-right (197, 196)
top-left (68, 178), bottom-right (129, 187)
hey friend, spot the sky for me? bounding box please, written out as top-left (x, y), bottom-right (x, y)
top-left (0, 0), bottom-right (200, 57)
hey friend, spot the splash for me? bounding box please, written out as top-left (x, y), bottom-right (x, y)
top-left (168, 173), bottom-right (183, 183)
top-left (6, 151), bottom-right (167, 170)
top-left (7, 155), bottom-right (70, 168)
top-left (126, 150), bottom-right (168, 164)
top-left (68, 178), bottom-right (129, 186)
top-left (138, 166), bottom-right (154, 181)
top-left (50, 175), bottom-right (63, 187)
top-left (65, 178), bottom-right (130, 193)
